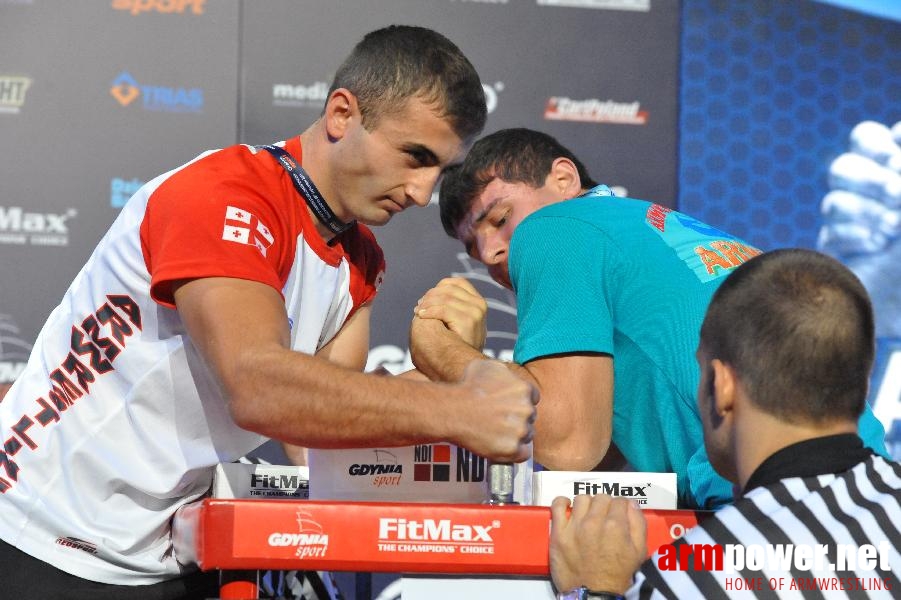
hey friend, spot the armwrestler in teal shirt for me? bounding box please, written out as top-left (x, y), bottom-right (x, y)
top-left (410, 128), bottom-right (888, 509)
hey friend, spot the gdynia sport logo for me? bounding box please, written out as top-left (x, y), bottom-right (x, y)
top-left (657, 541), bottom-right (893, 593)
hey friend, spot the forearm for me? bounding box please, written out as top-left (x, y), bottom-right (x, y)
top-left (411, 322), bottom-right (486, 382)
top-left (228, 345), bottom-right (459, 448)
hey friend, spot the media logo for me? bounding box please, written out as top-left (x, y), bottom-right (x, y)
top-left (0, 76), bottom-right (32, 114)
top-left (267, 510), bottom-right (329, 559)
top-left (0, 206), bottom-right (77, 247)
top-left (111, 0), bottom-right (206, 15)
top-left (0, 314), bottom-right (32, 383)
top-left (110, 71), bottom-right (204, 113)
top-left (536, 0), bottom-right (650, 10)
top-left (272, 82), bottom-right (328, 108)
top-left (545, 97), bottom-right (648, 125)
top-left (110, 177), bottom-right (145, 208)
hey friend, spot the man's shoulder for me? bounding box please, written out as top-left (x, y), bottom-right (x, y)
top-left (521, 195), bottom-right (651, 230)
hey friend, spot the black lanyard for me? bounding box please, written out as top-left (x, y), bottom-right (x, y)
top-left (258, 144), bottom-right (355, 238)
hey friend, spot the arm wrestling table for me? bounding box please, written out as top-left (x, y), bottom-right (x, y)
top-left (173, 498), bottom-right (703, 599)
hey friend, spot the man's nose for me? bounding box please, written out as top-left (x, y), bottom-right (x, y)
top-left (405, 168), bottom-right (441, 207)
top-left (478, 236), bottom-right (507, 266)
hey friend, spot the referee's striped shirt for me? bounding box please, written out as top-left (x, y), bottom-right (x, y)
top-left (626, 452), bottom-right (901, 598)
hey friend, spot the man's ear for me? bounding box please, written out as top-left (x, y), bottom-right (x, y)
top-left (547, 157), bottom-right (582, 199)
top-left (323, 88), bottom-right (359, 141)
top-left (711, 358), bottom-right (736, 418)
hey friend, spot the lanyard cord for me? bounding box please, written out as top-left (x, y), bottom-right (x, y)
top-left (258, 144), bottom-right (355, 238)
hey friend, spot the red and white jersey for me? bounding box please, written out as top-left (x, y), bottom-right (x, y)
top-left (0, 137), bottom-right (385, 584)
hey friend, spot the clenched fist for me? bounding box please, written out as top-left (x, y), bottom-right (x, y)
top-left (452, 359), bottom-right (538, 463)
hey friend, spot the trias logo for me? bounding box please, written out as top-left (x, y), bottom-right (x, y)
top-left (0, 206), bottom-right (77, 247)
top-left (111, 0), bottom-right (206, 15)
top-left (272, 82), bottom-right (329, 108)
top-left (267, 510), bottom-right (329, 559)
top-left (574, 480), bottom-right (651, 505)
top-left (379, 518), bottom-right (496, 543)
top-left (545, 97), bottom-right (648, 125)
top-left (349, 449), bottom-right (402, 488)
top-left (110, 71), bottom-right (203, 113)
top-left (0, 76), bottom-right (32, 114)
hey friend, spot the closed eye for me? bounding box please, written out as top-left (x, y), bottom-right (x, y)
top-left (404, 145), bottom-right (439, 168)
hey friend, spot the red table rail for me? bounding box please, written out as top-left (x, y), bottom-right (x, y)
top-left (173, 498), bottom-right (703, 576)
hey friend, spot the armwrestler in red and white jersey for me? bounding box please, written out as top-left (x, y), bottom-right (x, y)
top-left (0, 26), bottom-right (537, 600)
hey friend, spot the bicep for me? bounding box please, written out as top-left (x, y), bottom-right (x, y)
top-left (523, 352), bottom-right (614, 469)
top-left (315, 304), bottom-right (371, 371)
top-left (173, 276), bottom-right (290, 395)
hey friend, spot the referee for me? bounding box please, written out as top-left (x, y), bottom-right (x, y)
top-left (550, 248), bottom-right (900, 599)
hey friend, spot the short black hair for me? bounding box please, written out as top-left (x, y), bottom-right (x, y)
top-left (701, 248), bottom-right (875, 423)
top-left (329, 25), bottom-right (487, 142)
top-left (438, 128), bottom-right (598, 237)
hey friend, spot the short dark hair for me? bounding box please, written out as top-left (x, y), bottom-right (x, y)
top-left (438, 128), bottom-right (598, 238)
top-left (700, 248), bottom-right (875, 423)
top-left (328, 25), bottom-right (486, 142)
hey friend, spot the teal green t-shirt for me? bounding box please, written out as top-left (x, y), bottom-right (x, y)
top-left (509, 190), bottom-right (888, 509)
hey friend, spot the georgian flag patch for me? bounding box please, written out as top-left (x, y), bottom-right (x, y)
top-left (222, 206), bottom-right (275, 256)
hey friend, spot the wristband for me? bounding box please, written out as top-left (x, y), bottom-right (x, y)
top-left (556, 586), bottom-right (626, 600)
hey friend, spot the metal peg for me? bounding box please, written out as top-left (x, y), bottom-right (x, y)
top-left (485, 462), bottom-right (517, 505)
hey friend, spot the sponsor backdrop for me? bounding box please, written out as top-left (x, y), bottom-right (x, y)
top-left (0, 0), bottom-right (679, 390)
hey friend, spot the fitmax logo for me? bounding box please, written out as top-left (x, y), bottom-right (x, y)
top-left (574, 481), bottom-right (650, 500)
top-left (0, 206), bottom-right (76, 247)
top-left (379, 518), bottom-right (496, 542)
top-left (110, 71), bottom-right (203, 113)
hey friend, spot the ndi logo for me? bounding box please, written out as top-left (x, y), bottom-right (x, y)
top-left (110, 177), bottom-right (145, 208)
top-left (413, 444), bottom-right (452, 482)
top-left (110, 71), bottom-right (203, 113)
